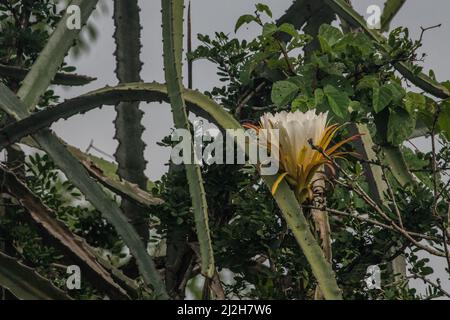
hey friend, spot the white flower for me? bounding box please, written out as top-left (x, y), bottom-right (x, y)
top-left (254, 110), bottom-right (357, 203)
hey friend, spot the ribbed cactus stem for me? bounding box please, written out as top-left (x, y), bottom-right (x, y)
top-left (161, 0), bottom-right (215, 278)
top-left (113, 0), bottom-right (149, 243)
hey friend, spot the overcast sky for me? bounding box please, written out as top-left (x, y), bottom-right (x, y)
top-left (51, 0), bottom-right (450, 296)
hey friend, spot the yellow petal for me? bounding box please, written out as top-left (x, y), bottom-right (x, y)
top-left (271, 172), bottom-right (288, 195)
top-left (326, 134), bottom-right (361, 156)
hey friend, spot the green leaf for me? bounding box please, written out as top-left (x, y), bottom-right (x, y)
top-left (277, 23), bottom-right (298, 38)
top-left (255, 3), bottom-right (272, 17)
top-left (314, 88), bottom-right (325, 106)
top-left (387, 107), bottom-right (416, 145)
top-left (402, 147), bottom-right (433, 189)
top-left (292, 95), bottom-right (309, 112)
top-left (235, 14), bottom-right (256, 32)
top-left (324, 0), bottom-right (450, 99)
top-left (271, 80), bottom-right (299, 107)
top-left (356, 75), bottom-right (378, 92)
top-left (385, 80), bottom-right (405, 104)
top-left (404, 92), bottom-right (426, 114)
top-left (324, 84), bottom-right (350, 119)
top-left (373, 83), bottom-right (392, 113)
top-left (318, 24), bottom-right (343, 51)
top-left (421, 266), bottom-right (434, 276)
top-left (262, 22), bottom-right (277, 36)
top-left (438, 100), bottom-right (450, 140)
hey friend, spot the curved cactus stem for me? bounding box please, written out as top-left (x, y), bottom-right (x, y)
top-left (113, 0), bottom-right (149, 242)
top-left (0, 82), bottom-right (239, 146)
top-left (66, 144), bottom-right (164, 207)
top-left (0, 0), bottom-right (167, 298)
top-left (0, 165), bottom-right (130, 299)
top-left (380, 0), bottom-right (406, 32)
top-left (17, 137), bottom-right (163, 210)
top-left (17, 0), bottom-right (99, 112)
top-left (161, 0), bottom-right (215, 279)
top-left (0, 251), bottom-right (71, 300)
top-left (0, 84), bottom-right (168, 299)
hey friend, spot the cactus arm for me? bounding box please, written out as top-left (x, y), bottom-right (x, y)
top-left (0, 84), bottom-right (168, 299)
top-left (17, 0), bottom-right (99, 111)
top-left (161, 0), bottom-right (215, 278)
top-left (17, 137), bottom-right (163, 210)
top-left (66, 144), bottom-right (164, 207)
top-left (35, 130), bottom-right (169, 298)
top-left (0, 64), bottom-right (96, 86)
top-left (382, 145), bottom-right (416, 185)
top-left (275, 0), bottom-right (315, 41)
top-left (0, 82), bottom-right (238, 147)
top-left (0, 251), bottom-right (71, 300)
top-left (349, 123), bottom-right (387, 204)
top-left (276, 0), bottom-right (335, 55)
top-left (380, 0), bottom-right (406, 32)
top-left (263, 175), bottom-right (342, 300)
top-left (0, 166), bottom-right (130, 299)
top-left (113, 0), bottom-right (149, 241)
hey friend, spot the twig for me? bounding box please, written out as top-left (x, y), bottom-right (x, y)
top-left (409, 270), bottom-right (450, 299)
top-left (303, 205), bottom-right (439, 242)
top-left (419, 24), bottom-right (442, 43)
top-left (380, 165), bottom-right (404, 229)
top-left (234, 82), bottom-right (265, 118)
top-left (307, 139), bottom-right (449, 258)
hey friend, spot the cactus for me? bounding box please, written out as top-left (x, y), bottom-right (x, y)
top-left (0, 82), bottom-right (239, 146)
top-left (276, 0), bottom-right (335, 55)
top-left (0, 84), bottom-right (168, 299)
top-left (0, 165), bottom-right (129, 299)
top-left (161, 0), bottom-right (215, 279)
top-left (0, 64), bottom-right (96, 86)
top-left (17, 0), bottom-right (99, 111)
top-left (381, 0), bottom-right (406, 32)
top-left (0, 0), bottom-right (168, 298)
top-left (0, 251), bottom-right (71, 300)
top-left (113, 0), bottom-right (149, 242)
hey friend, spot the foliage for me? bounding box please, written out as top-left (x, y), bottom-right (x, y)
top-left (0, 1), bottom-right (449, 301)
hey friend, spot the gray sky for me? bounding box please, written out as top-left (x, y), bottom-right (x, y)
top-left (52, 0), bottom-right (450, 296)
